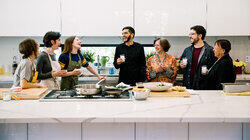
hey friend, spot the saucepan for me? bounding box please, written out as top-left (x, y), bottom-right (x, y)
top-left (104, 82), bottom-right (133, 96)
top-left (75, 79), bottom-right (105, 95)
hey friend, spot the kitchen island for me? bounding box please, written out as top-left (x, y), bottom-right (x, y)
top-left (0, 90), bottom-right (250, 140)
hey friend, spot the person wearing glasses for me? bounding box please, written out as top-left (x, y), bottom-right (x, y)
top-left (179, 25), bottom-right (217, 90)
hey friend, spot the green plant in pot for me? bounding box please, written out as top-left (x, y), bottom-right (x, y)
top-left (145, 51), bottom-right (156, 61)
top-left (81, 50), bottom-right (95, 63)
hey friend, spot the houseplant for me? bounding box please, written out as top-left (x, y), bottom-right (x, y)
top-left (233, 59), bottom-right (246, 74)
top-left (81, 50), bottom-right (95, 63)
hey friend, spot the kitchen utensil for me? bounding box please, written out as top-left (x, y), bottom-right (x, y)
top-left (222, 83), bottom-right (250, 93)
top-left (132, 89), bottom-right (150, 100)
top-left (149, 89), bottom-right (190, 97)
top-left (143, 82), bottom-right (172, 91)
top-left (95, 79), bottom-right (105, 89)
top-left (75, 84), bottom-right (101, 95)
top-left (0, 88), bottom-right (48, 100)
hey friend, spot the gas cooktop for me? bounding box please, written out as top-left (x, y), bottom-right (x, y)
top-left (39, 90), bottom-right (132, 102)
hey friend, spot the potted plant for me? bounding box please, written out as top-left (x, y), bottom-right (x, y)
top-left (81, 50), bottom-right (95, 63)
top-left (145, 51), bottom-right (156, 61)
top-left (233, 59), bottom-right (246, 74)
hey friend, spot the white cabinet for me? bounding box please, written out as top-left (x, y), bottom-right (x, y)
top-left (206, 0), bottom-right (250, 36)
top-left (82, 123), bottom-right (134, 140)
top-left (61, 0), bottom-right (133, 36)
top-left (0, 0), bottom-right (61, 36)
top-left (135, 0), bottom-right (206, 36)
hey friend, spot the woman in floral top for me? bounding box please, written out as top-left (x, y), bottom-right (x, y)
top-left (146, 38), bottom-right (178, 84)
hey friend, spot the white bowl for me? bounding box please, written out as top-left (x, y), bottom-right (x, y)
top-left (132, 89), bottom-right (150, 100)
top-left (143, 82), bottom-right (172, 92)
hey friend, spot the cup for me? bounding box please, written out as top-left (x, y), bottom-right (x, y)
top-left (182, 58), bottom-right (188, 66)
top-left (120, 54), bottom-right (125, 61)
top-left (2, 91), bottom-right (11, 101)
top-left (201, 65), bottom-right (208, 75)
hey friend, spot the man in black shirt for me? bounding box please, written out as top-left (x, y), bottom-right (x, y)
top-left (113, 26), bottom-right (146, 86)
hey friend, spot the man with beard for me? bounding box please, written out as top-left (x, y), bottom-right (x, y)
top-left (180, 25), bottom-right (217, 89)
top-left (113, 26), bottom-right (146, 86)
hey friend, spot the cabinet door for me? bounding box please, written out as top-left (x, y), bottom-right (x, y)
top-left (135, 0), bottom-right (206, 36)
top-left (61, 0), bottom-right (133, 36)
top-left (0, 0), bottom-right (61, 36)
top-left (206, 0), bottom-right (250, 36)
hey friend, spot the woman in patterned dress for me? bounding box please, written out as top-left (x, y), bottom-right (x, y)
top-left (146, 38), bottom-right (178, 84)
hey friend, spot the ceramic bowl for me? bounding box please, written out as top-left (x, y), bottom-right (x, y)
top-left (132, 89), bottom-right (150, 100)
top-left (143, 82), bottom-right (172, 92)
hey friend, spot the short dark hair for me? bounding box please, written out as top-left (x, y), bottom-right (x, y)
top-left (154, 38), bottom-right (171, 52)
top-left (215, 39), bottom-right (231, 54)
top-left (122, 26), bottom-right (135, 35)
top-left (19, 38), bottom-right (38, 59)
top-left (190, 25), bottom-right (206, 40)
top-left (43, 31), bottom-right (61, 47)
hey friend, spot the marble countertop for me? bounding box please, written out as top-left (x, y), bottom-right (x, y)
top-left (0, 90), bottom-right (250, 123)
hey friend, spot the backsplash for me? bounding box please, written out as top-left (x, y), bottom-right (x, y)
top-left (0, 36), bottom-right (249, 74)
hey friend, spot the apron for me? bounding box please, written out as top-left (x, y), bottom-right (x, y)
top-left (30, 59), bottom-right (38, 83)
top-left (60, 53), bottom-right (81, 90)
top-left (40, 51), bottom-right (61, 90)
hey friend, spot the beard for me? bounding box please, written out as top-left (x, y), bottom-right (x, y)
top-left (124, 35), bottom-right (131, 43)
top-left (191, 37), bottom-right (199, 45)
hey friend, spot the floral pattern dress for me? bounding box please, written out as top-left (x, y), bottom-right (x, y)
top-left (146, 53), bottom-right (178, 84)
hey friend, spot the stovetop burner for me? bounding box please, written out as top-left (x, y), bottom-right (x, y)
top-left (40, 90), bottom-right (132, 101)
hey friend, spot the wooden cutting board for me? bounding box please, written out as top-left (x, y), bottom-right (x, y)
top-left (222, 91), bottom-right (250, 96)
top-left (0, 88), bottom-right (48, 100)
top-left (149, 90), bottom-right (190, 97)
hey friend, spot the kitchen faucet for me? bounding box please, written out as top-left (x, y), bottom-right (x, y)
top-left (97, 55), bottom-right (104, 74)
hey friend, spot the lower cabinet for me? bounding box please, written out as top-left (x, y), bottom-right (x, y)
top-left (0, 123), bottom-right (249, 140)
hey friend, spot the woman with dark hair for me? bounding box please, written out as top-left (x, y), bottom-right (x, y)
top-left (58, 36), bottom-right (104, 90)
top-left (36, 31), bottom-right (67, 90)
top-left (204, 39), bottom-right (236, 90)
top-left (146, 38), bottom-right (178, 83)
top-left (13, 39), bottom-right (45, 89)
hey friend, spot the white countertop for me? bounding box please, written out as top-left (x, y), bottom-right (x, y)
top-left (0, 90), bottom-right (250, 123)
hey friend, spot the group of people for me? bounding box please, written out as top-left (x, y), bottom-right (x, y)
top-left (113, 25), bottom-right (236, 90)
top-left (12, 25), bottom-right (236, 91)
top-left (13, 32), bottom-right (104, 90)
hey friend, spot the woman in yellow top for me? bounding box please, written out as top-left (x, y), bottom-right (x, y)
top-left (146, 38), bottom-right (178, 84)
top-left (13, 39), bottom-right (46, 89)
